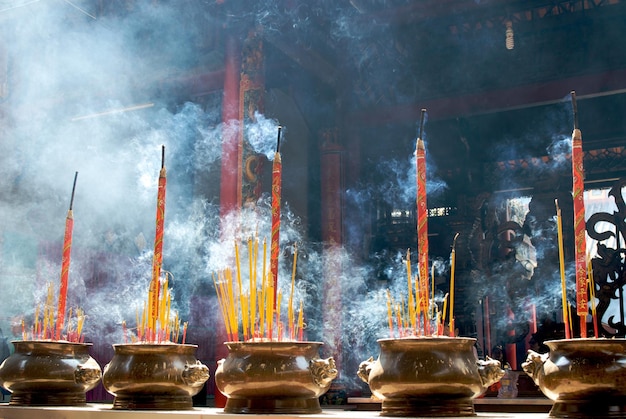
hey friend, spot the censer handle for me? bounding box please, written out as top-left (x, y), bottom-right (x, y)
top-left (521, 350), bottom-right (548, 382)
top-left (182, 361), bottom-right (210, 387)
top-left (309, 357), bottom-right (338, 387)
top-left (357, 357), bottom-right (375, 384)
top-left (476, 357), bottom-right (505, 389)
top-left (74, 358), bottom-right (103, 386)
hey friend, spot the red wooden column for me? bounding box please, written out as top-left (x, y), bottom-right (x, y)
top-left (319, 128), bottom-right (344, 371)
top-left (216, 28), bottom-right (266, 406)
top-left (216, 34), bottom-right (241, 408)
top-left (219, 34), bottom-right (242, 219)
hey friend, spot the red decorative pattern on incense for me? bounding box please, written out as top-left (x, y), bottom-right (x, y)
top-left (149, 146), bottom-right (167, 341)
top-left (571, 92), bottom-right (588, 338)
top-left (270, 127), bottom-right (282, 310)
top-left (416, 109), bottom-right (430, 335)
top-left (55, 171), bottom-right (78, 340)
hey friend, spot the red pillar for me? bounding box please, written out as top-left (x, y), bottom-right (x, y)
top-left (320, 129), bottom-right (344, 372)
top-left (216, 34), bottom-right (241, 408)
top-left (219, 35), bottom-right (242, 220)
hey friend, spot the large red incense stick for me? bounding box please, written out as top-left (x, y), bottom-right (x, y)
top-left (416, 109), bottom-right (430, 334)
top-left (270, 127), bottom-right (282, 309)
top-left (150, 146), bottom-right (167, 340)
top-left (571, 92), bottom-right (588, 338)
top-left (55, 171), bottom-right (78, 340)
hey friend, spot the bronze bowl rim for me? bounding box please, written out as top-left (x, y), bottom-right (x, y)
top-left (544, 337), bottom-right (626, 344)
top-left (223, 340), bottom-right (324, 346)
top-left (11, 339), bottom-right (93, 346)
top-left (376, 336), bottom-right (476, 343)
top-left (111, 342), bottom-right (198, 348)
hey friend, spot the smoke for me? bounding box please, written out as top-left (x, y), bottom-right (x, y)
top-left (0, 1), bottom-right (238, 342)
top-left (0, 0), bottom-right (538, 391)
top-left (245, 112), bottom-right (282, 159)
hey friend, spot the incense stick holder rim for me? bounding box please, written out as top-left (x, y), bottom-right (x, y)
top-left (522, 338), bottom-right (626, 418)
top-left (358, 337), bottom-right (504, 417)
top-left (0, 340), bottom-right (102, 406)
top-left (102, 342), bottom-right (209, 410)
top-left (216, 340), bottom-right (337, 414)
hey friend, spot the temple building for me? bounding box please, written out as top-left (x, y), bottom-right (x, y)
top-left (1, 0), bottom-right (626, 410)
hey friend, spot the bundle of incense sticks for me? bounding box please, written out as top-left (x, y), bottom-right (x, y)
top-left (386, 235), bottom-right (460, 339)
top-left (21, 172), bottom-right (84, 342)
top-left (385, 249), bottom-right (435, 338)
top-left (130, 272), bottom-right (187, 344)
top-left (213, 237), bottom-right (304, 342)
top-left (124, 147), bottom-right (188, 344)
top-left (21, 283), bottom-right (86, 342)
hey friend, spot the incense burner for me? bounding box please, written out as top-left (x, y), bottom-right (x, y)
top-left (102, 343), bottom-right (210, 410)
top-left (358, 337), bottom-right (504, 417)
top-left (0, 340), bottom-right (102, 406)
top-left (522, 338), bottom-right (626, 418)
top-left (215, 341), bottom-right (338, 414)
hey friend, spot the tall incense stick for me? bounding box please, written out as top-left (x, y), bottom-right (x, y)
top-left (416, 108), bottom-right (430, 336)
top-left (149, 145), bottom-right (167, 341)
top-left (55, 171), bottom-right (78, 340)
top-left (270, 127), bottom-right (282, 309)
top-left (570, 91), bottom-right (588, 338)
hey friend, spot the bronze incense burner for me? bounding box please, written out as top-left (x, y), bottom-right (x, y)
top-left (358, 337), bottom-right (504, 417)
top-left (0, 340), bottom-right (102, 406)
top-left (102, 343), bottom-right (210, 410)
top-left (523, 338), bottom-right (626, 418)
top-left (215, 341), bottom-right (338, 414)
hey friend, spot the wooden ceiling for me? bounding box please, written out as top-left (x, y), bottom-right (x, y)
top-left (252, 0), bottom-right (626, 192)
top-left (2, 0), bottom-right (625, 192)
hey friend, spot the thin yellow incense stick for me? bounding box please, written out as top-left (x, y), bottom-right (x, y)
top-left (249, 237), bottom-right (257, 338)
top-left (242, 293), bottom-right (249, 341)
top-left (289, 244), bottom-right (298, 339)
top-left (212, 273), bottom-right (229, 339)
top-left (431, 265), bottom-right (435, 321)
top-left (34, 305), bottom-right (40, 338)
top-left (67, 307), bottom-right (73, 337)
top-left (267, 278), bottom-right (274, 340)
top-left (234, 242), bottom-right (247, 340)
top-left (141, 301), bottom-right (147, 340)
top-left (386, 290), bottom-right (394, 336)
top-left (567, 301), bottom-right (573, 338)
top-left (555, 200), bottom-right (570, 339)
top-left (297, 300), bottom-right (304, 340)
top-left (226, 268), bottom-right (239, 340)
top-left (276, 290), bottom-right (282, 340)
top-left (260, 239), bottom-right (268, 337)
top-left (449, 233), bottom-right (459, 337)
top-left (76, 308), bottom-right (84, 338)
top-left (406, 249), bottom-right (416, 332)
